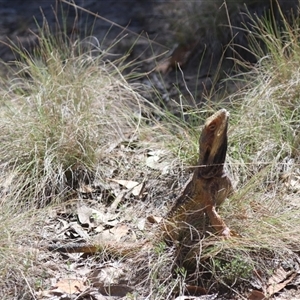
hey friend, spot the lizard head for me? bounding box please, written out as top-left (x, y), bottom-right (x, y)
top-left (198, 109), bottom-right (229, 178)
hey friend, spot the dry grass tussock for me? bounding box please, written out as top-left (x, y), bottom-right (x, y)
top-left (227, 7), bottom-right (300, 245)
top-left (1, 9), bottom-right (300, 299)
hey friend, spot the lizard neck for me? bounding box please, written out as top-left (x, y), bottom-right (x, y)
top-left (196, 166), bottom-right (226, 179)
top-left (197, 123), bottom-right (228, 179)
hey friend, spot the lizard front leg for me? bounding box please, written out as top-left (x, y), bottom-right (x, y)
top-left (205, 204), bottom-right (231, 238)
top-left (205, 176), bottom-right (233, 238)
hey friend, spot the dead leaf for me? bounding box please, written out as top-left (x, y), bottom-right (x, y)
top-left (88, 263), bottom-right (133, 297)
top-left (147, 215), bottom-right (163, 224)
top-left (95, 230), bottom-right (114, 242)
top-left (94, 224), bottom-right (105, 233)
top-left (110, 179), bottom-right (139, 190)
top-left (88, 262), bottom-right (126, 284)
top-left (110, 191), bottom-right (126, 211)
top-left (109, 179), bottom-right (144, 198)
top-left (184, 284), bottom-right (207, 296)
top-left (56, 218), bottom-right (71, 232)
top-left (77, 205), bottom-right (119, 227)
top-left (248, 290), bottom-right (266, 300)
top-left (110, 224), bottom-right (129, 241)
top-left (54, 278), bottom-right (87, 294)
top-left (77, 205), bottom-right (99, 227)
top-left (35, 290), bottom-right (51, 299)
top-left (145, 154), bottom-right (169, 173)
top-left (71, 287), bottom-right (109, 300)
top-left (268, 266), bottom-right (290, 286)
top-left (69, 222), bottom-right (90, 239)
top-left (174, 294), bottom-right (218, 300)
top-left (266, 266), bottom-right (297, 296)
top-left (131, 182), bottom-right (144, 197)
top-left (77, 183), bottom-right (95, 194)
top-left (99, 284), bottom-right (134, 297)
top-left (137, 218), bottom-right (146, 230)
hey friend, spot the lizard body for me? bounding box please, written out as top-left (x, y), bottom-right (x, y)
top-left (162, 108), bottom-right (232, 242)
top-left (48, 109), bottom-right (233, 255)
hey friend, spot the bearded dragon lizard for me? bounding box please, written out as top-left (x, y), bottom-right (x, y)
top-left (48, 109), bottom-right (233, 255)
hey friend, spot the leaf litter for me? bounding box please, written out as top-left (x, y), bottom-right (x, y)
top-left (35, 147), bottom-right (185, 299)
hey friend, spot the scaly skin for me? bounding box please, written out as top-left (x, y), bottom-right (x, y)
top-left (162, 108), bottom-right (232, 242)
top-left (48, 109), bottom-right (233, 255)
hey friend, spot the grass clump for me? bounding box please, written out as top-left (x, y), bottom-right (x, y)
top-left (0, 25), bottom-right (167, 208)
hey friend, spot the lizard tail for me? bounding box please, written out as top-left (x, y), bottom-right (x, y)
top-left (48, 240), bottom-right (151, 257)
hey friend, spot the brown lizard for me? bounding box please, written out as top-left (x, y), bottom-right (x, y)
top-left (48, 108), bottom-right (233, 255)
top-left (163, 108), bottom-right (232, 242)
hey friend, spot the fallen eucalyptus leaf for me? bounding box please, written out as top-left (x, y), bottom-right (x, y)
top-left (54, 278), bottom-right (87, 294)
top-left (248, 290), bottom-right (266, 300)
top-left (77, 205), bottom-right (119, 227)
top-left (110, 224), bottom-right (129, 241)
top-left (266, 266), bottom-right (297, 296)
top-left (147, 215), bottom-right (163, 224)
top-left (131, 182), bottom-right (144, 197)
top-left (110, 179), bottom-right (139, 190)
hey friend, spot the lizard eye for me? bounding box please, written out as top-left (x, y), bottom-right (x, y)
top-left (209, 123), bottom-right (216, 131)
